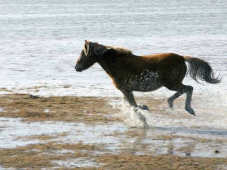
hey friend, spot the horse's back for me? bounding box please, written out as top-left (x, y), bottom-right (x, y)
top-left (139, 53), bottom-right (185, 71)
top-left (142, 53), bottom-right (184, 62)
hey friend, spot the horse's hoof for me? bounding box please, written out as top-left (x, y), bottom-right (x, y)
top-left (191, 112), bottom-right (196, 116)
top-left (185, 107), bottom-right (196, 116)
top-left (139, 105), bottom-right (149, 110)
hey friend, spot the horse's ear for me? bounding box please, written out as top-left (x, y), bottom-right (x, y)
top-left (84, 40), bottom-right (90, 56)
top-left (85, 40), bottom-right (91, 44)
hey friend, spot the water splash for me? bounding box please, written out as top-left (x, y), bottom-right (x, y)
top-left (109, 96), bottom-right (227, 130)
top-left (110, 99), bottom-right (153, 128)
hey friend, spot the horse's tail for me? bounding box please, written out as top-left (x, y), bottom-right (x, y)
top-left (184, 55), bottom-right (221, 84)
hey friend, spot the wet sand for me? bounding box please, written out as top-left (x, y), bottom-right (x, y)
top-left (0, 94), bottom-right (227, 169)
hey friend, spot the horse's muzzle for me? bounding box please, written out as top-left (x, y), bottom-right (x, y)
top-left (75, 66), bottom-right (82, 72)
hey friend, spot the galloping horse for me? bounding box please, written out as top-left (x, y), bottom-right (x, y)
top-left (75, 40), bottom-right (220, 116)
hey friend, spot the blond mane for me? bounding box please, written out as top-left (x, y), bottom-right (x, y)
top-left (106, 46), bottom-right (133, 55)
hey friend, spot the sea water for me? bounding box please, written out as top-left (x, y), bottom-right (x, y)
top-left (0, 0), bottom-right (226, 97)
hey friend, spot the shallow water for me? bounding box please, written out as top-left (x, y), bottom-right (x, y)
top-left (0, 117), bottom-right (227, 159)
top-left (53, 158), bottom-right (99, 168)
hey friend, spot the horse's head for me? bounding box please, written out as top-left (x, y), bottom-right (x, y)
top-left (75, 40), bottom-right (107, 72)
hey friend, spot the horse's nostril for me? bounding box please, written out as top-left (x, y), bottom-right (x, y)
top-left (75, 66), bottom-right (82, 72)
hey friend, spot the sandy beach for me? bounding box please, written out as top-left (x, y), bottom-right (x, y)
top-left (0, 94), bottom-right (226, 169)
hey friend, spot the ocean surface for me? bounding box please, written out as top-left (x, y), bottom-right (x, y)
top-left (1, 0), bottom-right (226, 99)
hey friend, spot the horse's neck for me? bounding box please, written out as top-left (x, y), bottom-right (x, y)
top-left (97, 60), bottom-right (116, 78)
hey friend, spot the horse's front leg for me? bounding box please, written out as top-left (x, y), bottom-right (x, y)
top-left (122, 91), bottom-right (137, 107)
top-left (122, 90), bottom-right (149, 128)
top-left (122, 91), bottom-right (149, 110)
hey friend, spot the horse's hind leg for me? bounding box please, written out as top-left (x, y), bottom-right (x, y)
top-left (168, 91), bottom-right (183, 108)
top-left (184, 85), bottom-right (195, 116)
top-left (161, 60), bottom-right (195, 115)
top-left (166, 84), bottom-right (195, 116)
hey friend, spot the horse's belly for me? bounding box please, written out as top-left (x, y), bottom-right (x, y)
top-left (131, 72), bottom-right (162, 92)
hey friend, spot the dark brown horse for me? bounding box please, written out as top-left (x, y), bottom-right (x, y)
top-left (75, 40), bottom-right (220, 116)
